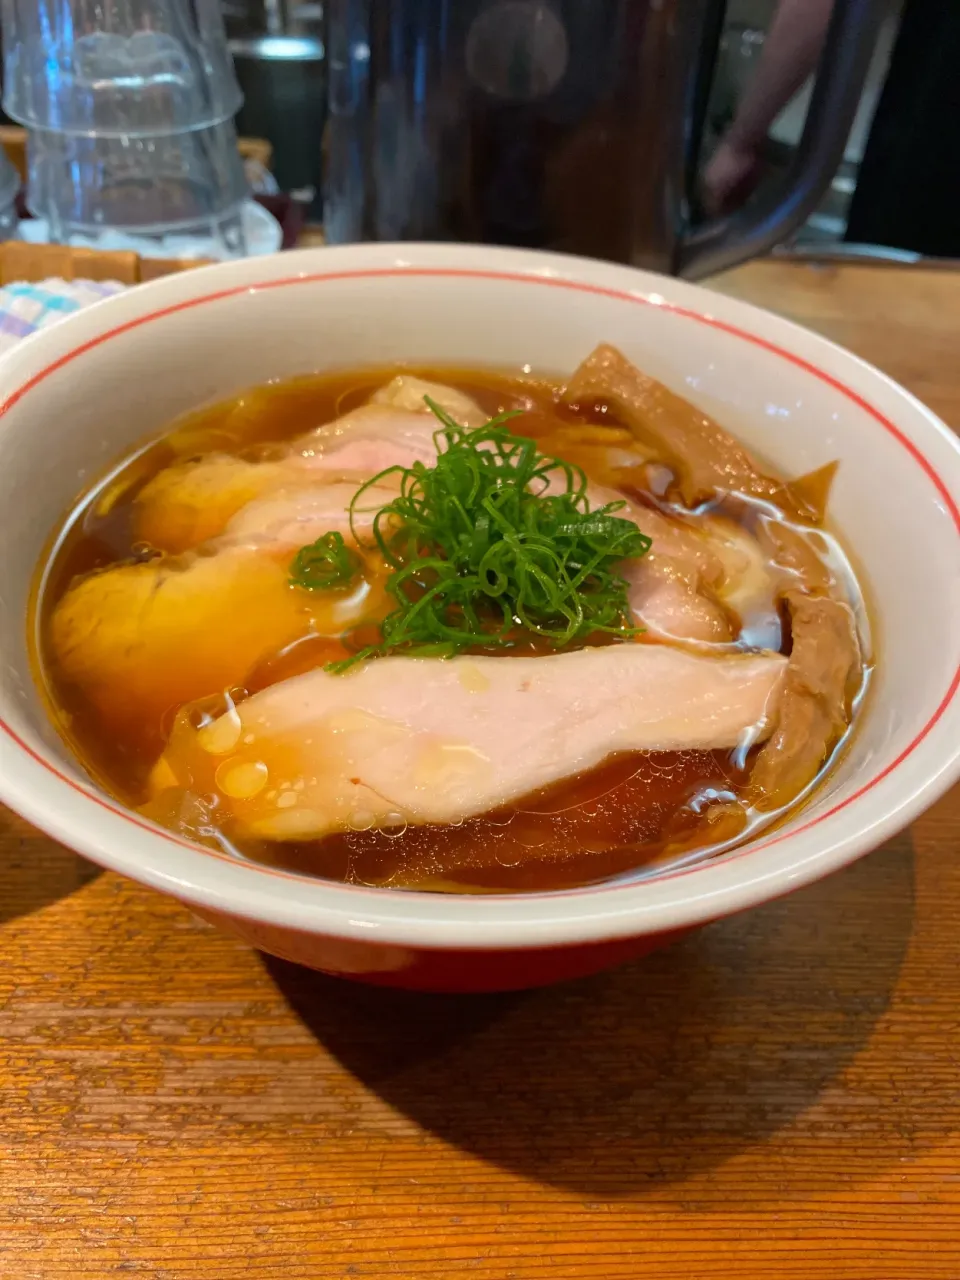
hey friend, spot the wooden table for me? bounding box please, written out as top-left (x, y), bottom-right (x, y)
top-left (2, 260), bottom-right (959, 1279)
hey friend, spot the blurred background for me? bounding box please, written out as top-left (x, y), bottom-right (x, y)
top-left (0, 0), bottom-right (949, 270)
top-left (701, 0), bottom-right (906, 248)
top-left (701, 0), bottom-right (904, 251)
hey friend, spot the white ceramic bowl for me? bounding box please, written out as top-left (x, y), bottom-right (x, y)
top-left (1, 244), bottom-right (959, 992)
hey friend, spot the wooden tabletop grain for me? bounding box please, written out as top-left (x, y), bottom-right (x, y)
top-left (2, 259), bottom-right (959, 1280)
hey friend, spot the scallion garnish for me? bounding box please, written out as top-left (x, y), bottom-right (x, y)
top-left (290, 531), bottom-right (361, 591)
top-left (293, 398), bottom-right (652, 670)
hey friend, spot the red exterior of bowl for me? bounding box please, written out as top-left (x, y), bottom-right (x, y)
top-left (198, 906), bottom-right (690, 992)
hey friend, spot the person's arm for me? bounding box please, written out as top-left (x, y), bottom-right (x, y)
top-left (703, 0), bottom-right (836, 214)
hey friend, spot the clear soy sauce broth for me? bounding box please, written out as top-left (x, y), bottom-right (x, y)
top-left (33, 366), bottom-right (868, 894)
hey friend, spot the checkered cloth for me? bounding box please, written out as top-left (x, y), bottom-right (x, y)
top-left (0, 278), bottom-right (126, 355)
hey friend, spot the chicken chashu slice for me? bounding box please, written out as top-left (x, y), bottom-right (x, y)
top-left (135, 376), bottom-right (485, 553)
top-left (136, 370), bottom-right (760, 645)
top-left (49, 480), bottom-right (397, 746)
top-left (51, 380), bottom-right (478, 733)
top-left (151, 645), bottom-right (788, 840)
top-left (52, 421), bottom-right (775, 746)
top-left (50, 468), bottom-right (751, 746)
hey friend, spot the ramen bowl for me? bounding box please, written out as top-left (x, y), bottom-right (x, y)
top-left (0, 243), bottom-right (958, 992)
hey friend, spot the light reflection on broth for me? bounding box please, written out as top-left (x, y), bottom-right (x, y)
top-left (31, 358), bottom-right (871, 894)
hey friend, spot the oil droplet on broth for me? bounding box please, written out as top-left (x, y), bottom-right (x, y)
top-left (412, 741), bottom-right (492, 790)
top-left (216, 759), bottom-right (269, 800)
top-left (348, 809), bottom-right (376, 832)
top-left (196, 700), bottom-right (242, 755)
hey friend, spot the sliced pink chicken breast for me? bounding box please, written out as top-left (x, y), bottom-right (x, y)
top-left (223, 479), bottom-right (397, 551)
top-left (623, 556), bottom-right (732, 645)
top-left (154, 644), bottom-right (788, 840)
top-left (135, 388), bottom-right (476, 553)
top-left (607, 497), bottom-right (732, 644)
top-left (50, 479), bottom-right (397, 742)
top-left (298, 404), bottom-right (443, 476)
top-left (369, 374), bottom-right (488, 427)
top-left (137, 378), bottom-right (749, 647)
